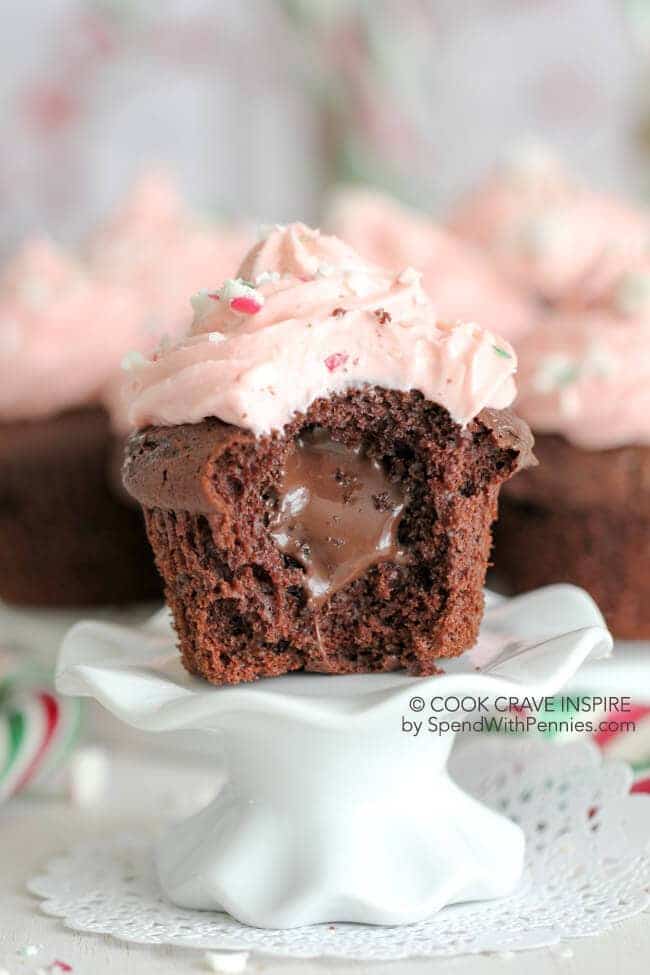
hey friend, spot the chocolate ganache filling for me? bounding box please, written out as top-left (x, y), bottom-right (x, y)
top-left (270, 428), bottom-right (405, 604)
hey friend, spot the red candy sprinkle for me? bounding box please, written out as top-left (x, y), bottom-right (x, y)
top-left (325, 352), bottom-right (348, 372)
top-left (207, 292), bottom-right (220, 300)
top-left (51, 963), bottom-right (73, 973)
top-left (230, 296), bottom-right (262, 315)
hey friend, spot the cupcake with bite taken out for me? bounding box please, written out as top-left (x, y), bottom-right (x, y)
top-left (327, 186), bottom-right (537, 342)
top-left (123, 223), bottom-right (534, 685)
top-left (448, 145), bottom-right (650, 307)
top-left (494, 252), bottom-right (650, 638)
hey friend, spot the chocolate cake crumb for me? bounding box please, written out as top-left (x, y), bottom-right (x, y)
top-left (372, 491), bottom-right (392, 511)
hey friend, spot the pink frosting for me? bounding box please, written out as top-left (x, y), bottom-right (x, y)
top-left (448, 147), bottom-right (650, 303)
top-left (89, 169), bottom-right (251, 344)
top-left (515, 253), bottom-right (650, 448)
top-left (88, 169), bottom-right (252, 431)
top-left (0, 239), bottom-right (143, 422)
top-left (327, 187), bottom-right (537, 341)
top-left (126, 223), bottom-right (518, 436)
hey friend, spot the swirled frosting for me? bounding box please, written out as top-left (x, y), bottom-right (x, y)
top-left (0, 173), bottom-right (251, 426)
top-left (448, 145), bottom-right (650, 303)
top-left (327, 187), bottom-right (537, 341)
top-left (88, 168), bottom-right (251, 346)
top-left (514, 253), bottom-right (650, 448)
top-left (125, 223), bottom-right (519, 436)
top-left (88, 169), bottom-right (251, 431)
top-left (0, 240), bottom-right (142, 422)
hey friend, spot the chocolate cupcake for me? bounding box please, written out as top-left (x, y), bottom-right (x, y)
top-left (0, 172), bottom-right (250, 608)
top-left (494, 253), bottom-right (650, 638)
top-left (123, 223), bottom-right (533, 684)
top-left (0, 240), bottom-right (162, 606)
top-left (0, 406), bottom-right (163, 606)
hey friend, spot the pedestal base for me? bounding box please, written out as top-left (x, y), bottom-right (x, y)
top-left (155, 727), bottom-right (524, 927)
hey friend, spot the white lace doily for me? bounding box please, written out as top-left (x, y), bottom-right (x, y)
top-left (29, 738), bottom-right (650, 961)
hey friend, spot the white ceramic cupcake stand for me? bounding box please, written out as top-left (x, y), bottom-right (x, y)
top-left (56, 584), bottom-right (612, 930)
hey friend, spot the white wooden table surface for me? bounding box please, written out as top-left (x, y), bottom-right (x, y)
top-left (2, 721), bottom-right (649, 975)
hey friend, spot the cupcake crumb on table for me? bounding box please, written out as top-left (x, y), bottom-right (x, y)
top-left (123, 223), bottom-right (534, 684)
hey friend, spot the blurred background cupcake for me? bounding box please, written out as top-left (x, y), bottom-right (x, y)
top-left (89, 169), bottom-right (251, 437)
top-left (325, 186), bottom-right (538, 341)
top-left (494, 251), bottom-right (650, 638)
top-left (3, 0), bottom-right (650, 616)
top-left (447, 146), bottom-right (650, 308)
top-left (0, 171), bottom-right (250, 607)
top-left (0, 237), bottom-right (160, 606)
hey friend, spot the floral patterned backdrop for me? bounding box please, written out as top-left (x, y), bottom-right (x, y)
top-left (0, 0), bottom-right (648, 254)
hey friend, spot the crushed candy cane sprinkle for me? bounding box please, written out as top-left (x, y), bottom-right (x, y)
top-left (325, 352), bottom-right (349, 372)
top-left (614, 271), bottom-right (650, 317)
top-left (18, 946), bottom-right (41, 958)
top-left (121, 349), bottom-right (151, 371)
top-left (203, 950), bottom-right (249, 973)
top-left (125, 222), bottom-right (518, 436)
top-left (32, 962), bottom-right (73, 975)
top-left (190, 278), bottom-right (265, 323)
top-left (217, 278), bottom-right (265, 315)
